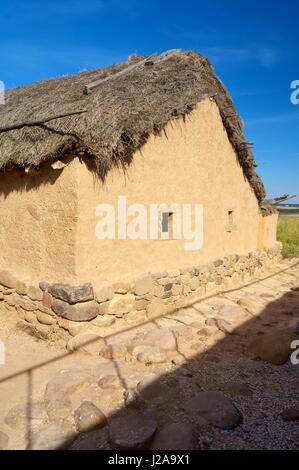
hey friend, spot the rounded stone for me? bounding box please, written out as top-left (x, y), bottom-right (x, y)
top-left (30, 424), bottom-right (74, 450)
top-left (123, 389), bottom-right (147, 410)
top-left (109, 410), bottom-right (157, 449)
top-left (5, 402), bottom-right (47, 432)
top-left (27, 286), bottom-right (43, 301)
top-left (140, 328), bottom-right (176, 351)
top-left (149, 422), bottom-right (197, 450)
top-left (62, 301), bottom-right (100, 322)
top-left (248, 330), bottom-right (296, 365)
top-left (74, 401), bottom-right (106, 433)
top-left (98, 342), bottom-right (127, 360)
top-left (94, 314), bottom-right (115, 327)
top-left (48, 282), bottom-right (94, 304)
top-left (137, 374), bottom-right (168, 400)
top-left (137, 347), bottom-right (167, 364)
top-left (134, 275), bottom-right (154, 296)
top-left (36, 311), bottom-right (56, 325)
top-left (147, 298), bottom-right (166, 319)
top-left (67, 333), bottom-right (103, 354)
top-left (125, 310), bottom-right (147, 325)
top-left (105, 294), bottom-right (135, 317)
top-left (95, 282), bottom-right (114, 303)
top-left (98, 374), bottom-right (122, 390)
top-left (185, 391), bottom-right (242, 429)
top-left (24, 311), bottom-right (37, 324)
top-left (46, 395), bottom-right (73, 424)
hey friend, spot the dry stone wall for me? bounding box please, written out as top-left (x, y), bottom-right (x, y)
top-left (0, 247), bottom-right (282, 338)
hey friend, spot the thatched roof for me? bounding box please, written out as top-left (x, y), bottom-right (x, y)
top-left (0, 50), bottom-right (266, 202)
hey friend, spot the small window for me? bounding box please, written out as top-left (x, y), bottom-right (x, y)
top-left (226, 209), bottom-right (237, 232)
top-left (228, 210), bottom-right (234, 225)
top-left (161, 212), bottom-right (173, 238)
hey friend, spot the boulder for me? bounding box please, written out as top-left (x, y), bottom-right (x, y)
top-left (42, 291), bottom-right (53, 309)
top-left (54, 301), bottom-right (100, 322)
top-left (15, 280), bottom-right (29, 295)
top-left (214, 259), bottom-right (223, 267)
top-left (238, 294), bottom-right (265, 315)
top-left (216, 318), bottom-right (234, 334)
top-left (24, 311), bottom-right (37, 324)
top-left (98, 342), bottom-right (127, 360)
top-left (48, 283), bottom-right (94, 304)
top-left (151, 271), bottom-right (168, 280)
top-left (140, 328), bottom-right (176, 351)
top-left (112, 282), bottom-right (132, 294)
top-left (137, 347), bottom-right (167, 364)
top-left (39, 281), bottom-right (50, 291)
top-left (125, 310), bottom-right (147, 325)
top-left (98, 374), bottom-right (122, 390)
top-left (8, 294), bottom-right (37, 311)
top-left (109, 410), bottom-right (157, 449)
top-left (129, 328), bottom-right (176, 357)
top-left (135, 299), bottom-right (149, 311)
top-left (185, 391), bottom-right (242, 429)
top-left (190, 277), bottom-right (199, 291)
top-left (248, 329), bottom-right (297, 365)
top-left (74, 401), bottom-right (106, 433)
top-left (5, 402), bottom-right (47, 432)
top-left (94, 314), bottom-right (115, 327)
top-left (164, 283), bottom-right (173, 291)
top-left (137, 374), bottom-right (168, 400)
top-left (46, 395), bottom-right (73, 424)
top-left (0, 270), bottom-right (18, 288)
top-left (16, 321), bottom-right (51, 340)
top-left (67, 333), bottom-right (103, 354)
top-left (30, 424), bottom-right (74, 450)
top-left (36, 311), bottom-right (56, 325)
top-left (123, 389), bottom-right (147, 410)
top-left (94, 282), bottom-right (114, 303)
top-left (207, 298), bottom-right (246, 319)
top-left (44, 369), bottom-right (94, 403)
top-left (134, 275), bottom-right (154, 296)
top-left (105, 294), bottom-right (135, 317)
top-left (172, 324), bottom-right (196, 338)
top-left (149, 422), bottom-right (197, 450)
top-left (52, 298), bottom-right (69, 316)
top-left (27, 286), bottom-right (43, 301)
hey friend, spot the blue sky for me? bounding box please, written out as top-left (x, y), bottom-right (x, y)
top-left (1, 0), bottom-right (298, 201)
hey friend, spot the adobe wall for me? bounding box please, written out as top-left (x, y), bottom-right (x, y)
top-left (75, 98), bottom-right (270, 284)
top-left (263, 214), bottom-right (279, 249)
top-left (0, 158), bottom-right (79, 284)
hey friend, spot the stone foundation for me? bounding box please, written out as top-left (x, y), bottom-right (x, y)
top-left (0, 246), bottom-right (282, 339)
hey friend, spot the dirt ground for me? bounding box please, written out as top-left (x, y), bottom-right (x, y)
top-left (0, 258), bottom-right (299, 450)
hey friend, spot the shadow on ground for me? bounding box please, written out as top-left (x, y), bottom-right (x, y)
top-left (1, 262), bottom-right (299, 450)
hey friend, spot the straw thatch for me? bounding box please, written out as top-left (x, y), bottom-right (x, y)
top-left (0, 50), bottom-right (266, 202)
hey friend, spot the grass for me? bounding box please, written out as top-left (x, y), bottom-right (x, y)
top-left (277, 213), bottom-right (299, 257)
